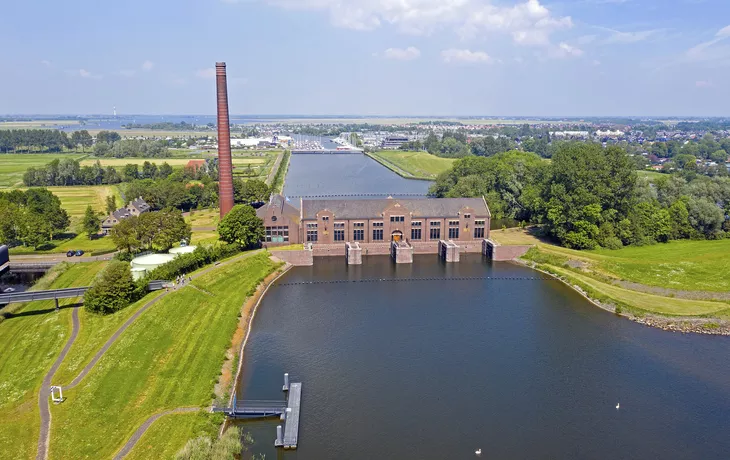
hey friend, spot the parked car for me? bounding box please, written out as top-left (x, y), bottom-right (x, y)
top-left (3, 287), bottom-right (15, 293)
top-left (66, 251), bottom-right (75, 257)
top-left (75, 250), bottom-right (84, 256)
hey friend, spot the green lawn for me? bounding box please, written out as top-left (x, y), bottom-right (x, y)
top-left (0, 262), bottom-right (108, 460)
top-left (186, 208), bottom-right (219, 228)
top-left (367, 150), bottom-right (455, 179)
top-left (549, 265), bottom-right (730, 317)
top-left (638, 170), bottom-right (665, 181)
top-left (49, 253), bottom-right (279, 459)
top-left (124, 411), bottom-right (221, 460)
top-left (589, 240), bottom-right (730, 292)
top-left (495, 228), bottom-right (730, 294)
top-left (0, 153), bottom-right (86, 187)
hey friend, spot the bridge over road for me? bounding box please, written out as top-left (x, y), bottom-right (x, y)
top-left (0, 281), bottom-right (168, 307)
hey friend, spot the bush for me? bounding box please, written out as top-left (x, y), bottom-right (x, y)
top-left (84, 261), bottom-right (134, 314)
top-left (601, 236), bottom-right (624, 250)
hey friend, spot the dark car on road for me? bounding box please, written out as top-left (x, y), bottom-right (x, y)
top-left (75, 250), bottom-right (84, 256)
top-left (66, 251), bottom-right (75, 257)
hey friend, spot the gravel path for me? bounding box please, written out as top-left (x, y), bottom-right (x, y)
top-left (36, 306), bottom-right (81, 460)
top-left (112, 407), bottom-right (200, 460)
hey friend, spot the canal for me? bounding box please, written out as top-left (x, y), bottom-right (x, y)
top-left (283, 153), bottom-right (431, 198)
top-left (236, 155), bottom-right (730, 459)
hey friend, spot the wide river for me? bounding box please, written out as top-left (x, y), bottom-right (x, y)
top-left (238, 155), bottom-right (730, 459)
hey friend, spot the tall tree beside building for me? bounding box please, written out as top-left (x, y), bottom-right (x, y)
top-left (106, 195), bottom-right (117, 214)
top-left (83, 205), bottom-right (100, 238)
top-left (217, 205), bottom-right (264, 248)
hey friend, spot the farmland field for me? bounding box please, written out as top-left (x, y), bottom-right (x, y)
top-left (0, 153), bottom-right (87, 187)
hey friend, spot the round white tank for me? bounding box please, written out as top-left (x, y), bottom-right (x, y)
top-left (130, 253), bottom-right (176, 271)
top-left (169, 245), bottom-right (197, 255)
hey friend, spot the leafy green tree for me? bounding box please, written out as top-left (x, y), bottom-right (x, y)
top-left (541, 143), bottom-right (637, 248)
top-left (233, 179), bottom-right (270, 203)
top-left (82, 205), bottom-right (100, 238)
top-left (123, 164), bottom-right (139, 181)
top-left (83, 261), bottom-right (134, 314)
top-left (710, 149), bottom-right (728, 163)
top-left (687, 197), bottom-right (724, 237)
top-left (143, 208), bottom-right (191, 251)
top-left (217, 204), bottom-right (264, 248)
top-left (106, 195), bottom-right (117, 214)
top-left (158, 162), bottom-right (173, 179)
top-left (110, 217), bottom-right (142, 252)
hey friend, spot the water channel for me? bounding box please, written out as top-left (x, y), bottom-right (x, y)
top-left (237, 154), bottom-right (730, 459)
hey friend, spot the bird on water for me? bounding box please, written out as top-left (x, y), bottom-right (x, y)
top-left (616, 403), bottom-right (620, 410)
top-left (475, 448), bottom-right (482, 456)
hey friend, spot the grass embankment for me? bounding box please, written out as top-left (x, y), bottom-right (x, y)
top-left (49, 253), bottom-right (279, 459)
top-left (124, 412), bottom-right (222, 460)
top-left (493, 227), bottom-right (730, 320)
top-left (366, 150), bottom-right (455, 180)
top-left (187, 209), bottom-right (221, 245)
top-left (271, 150), bottom-right (291, 194)
top-left (0, 261), bottom-right (108, 459)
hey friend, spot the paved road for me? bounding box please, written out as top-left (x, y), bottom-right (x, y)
top-left (12, 253), bottom-right (116, 264)
top-left (36, 306), bottom-right (81, 460)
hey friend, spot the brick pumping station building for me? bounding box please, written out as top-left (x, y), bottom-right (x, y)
top-left (214, 62), bottom-right (530, 264)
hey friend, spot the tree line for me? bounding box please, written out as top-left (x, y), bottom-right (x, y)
top-left (0, 188), bottom-right (69, 248)
top-left (430, 143), bottom-right (730, 249)
top-left (23, 158), bottom-right (175, 186)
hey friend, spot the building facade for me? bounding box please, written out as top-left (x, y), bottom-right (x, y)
top-left (101, 197), bottom-right (151, 235)
top-left (257, 195), bottom-right (490, 252)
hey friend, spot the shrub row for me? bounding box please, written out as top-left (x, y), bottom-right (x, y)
top-left (146, 244), bottom-right (242, 281)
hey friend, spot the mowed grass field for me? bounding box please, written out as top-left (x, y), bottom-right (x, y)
top-left (0, 262), bottom-right (108, 460)
top-left (0, 153), bottom-right (87, 187)
top-left (492, 227), bottom-right (730, 317)
top-left (49, 253), bottom-right (278, 459)
top-left (367, 150), bottom-right (455, 179)
top-left (493, 228), bottom-right (730, 292)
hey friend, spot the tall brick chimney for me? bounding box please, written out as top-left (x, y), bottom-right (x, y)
top-left (216, 62), bottom-right (235, 219)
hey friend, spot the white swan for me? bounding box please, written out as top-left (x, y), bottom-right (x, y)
top-left (475, 448), bottom-right (482, 456)
top-left (616, 403), bottom-right (620, 410)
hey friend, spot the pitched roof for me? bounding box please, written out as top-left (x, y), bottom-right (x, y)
top-left (257, 194), bottom-right (301, 224)
top-left (129, 197), bottom-right (150, 212)
top-left (300, 197), bottom-right (489, 220)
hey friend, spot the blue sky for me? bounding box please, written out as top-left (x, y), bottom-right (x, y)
top-left (2, 0), bottom-right (730, 116)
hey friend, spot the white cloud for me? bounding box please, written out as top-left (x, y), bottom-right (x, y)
top-left (601, 28), bottom-right (661, 44)
top-left (544, 42), bottom-right (583, 59)
top-left (67, 69), bottom-right (102, 79)
top-left (441, 48), bottom-right (492, 63)
top-left (141, 60), bottom-right (154, 71)
top-left (383, 47), bottom-right (421, 60)
top-left (577, 35), bottom-right (597, 45)
top-left (252, 0), bottom-right (572, 46)
top-left (695, 80), bottom-right (713, 88)
top-left (716, 24), bottom-right (730, 38)
top-left (592, 59), bottom-right (601, 66)
top-left (40, 60), bottom-right (52, 67)
top-left (195, 68), bottom-right (216, 79)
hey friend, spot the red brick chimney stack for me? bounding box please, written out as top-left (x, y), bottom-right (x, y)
top-left (216, 62), bottom-right (234, 219)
